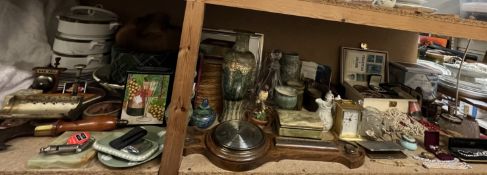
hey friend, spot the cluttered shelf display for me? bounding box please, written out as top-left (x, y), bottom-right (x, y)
top-left (2, 1), bottom-right (487, 174)
top-left (0, 6), bottom-right (177, 170)
top-left (186, 16), bottom-right (487, 173)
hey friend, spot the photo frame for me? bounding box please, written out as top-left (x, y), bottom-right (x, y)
top-left (121, 71), bottom-right (173, 125)
top-left (62, 81), bottom-right (88, 94)
top-left (340, 47), bottom-right (388, 87)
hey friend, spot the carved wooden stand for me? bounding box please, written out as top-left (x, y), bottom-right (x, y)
top-left (183, 113), bottom-right (365, 172)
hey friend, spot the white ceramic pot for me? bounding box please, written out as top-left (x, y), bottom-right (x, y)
top-left (57, 6), bottom-right (120, 36)
top-left (52, 52), bottom-right (110, 73)
top-left (53, 34), bottom-right (113, 55)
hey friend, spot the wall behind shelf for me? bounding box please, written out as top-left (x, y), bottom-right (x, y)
top-left (83, 0), bottom-right (419, 83)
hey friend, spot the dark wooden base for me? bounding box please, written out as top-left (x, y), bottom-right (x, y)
top-left (184, 114), bottom-right (366, 172)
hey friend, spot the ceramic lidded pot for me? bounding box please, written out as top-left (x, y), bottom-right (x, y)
top-left (274, 86), bottom-right (298, 110)
top-left (190, 99), bottom-right (217, 129)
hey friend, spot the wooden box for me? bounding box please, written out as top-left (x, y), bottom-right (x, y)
top-left (340, 47), bottom-right (416, 112)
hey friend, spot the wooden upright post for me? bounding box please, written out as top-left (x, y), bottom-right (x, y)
top-left (159, 1), bottom-right (205, 174)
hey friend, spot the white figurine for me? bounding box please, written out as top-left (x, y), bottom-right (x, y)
top-left (334, 95), bottom-right (341, 101)
top-left (325, 90), bottom-right (334, 102)
top-left (316, 98), bottom-right (333, 132)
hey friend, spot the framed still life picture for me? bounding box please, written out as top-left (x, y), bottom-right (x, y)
top-left (121, 71), bottom-right (173, 125)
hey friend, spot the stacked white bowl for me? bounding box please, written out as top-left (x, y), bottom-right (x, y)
top-left (52, 6), bottom-right (119, 83)
top-left (396, 0), bottom-right (427, 5)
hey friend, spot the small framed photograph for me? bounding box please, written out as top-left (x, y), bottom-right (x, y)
top-left (341, 47), bottom-right (388, 86)
top-left (62, 81), bottom-right (88, 94)
top-left (121, 71), bottom-right (173, 125)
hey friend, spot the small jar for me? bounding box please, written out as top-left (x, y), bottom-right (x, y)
top-left (400, 134), bottom-right (417, 151)
top-left (190, 99), bottom-right (217, 129)
top-left (287, 80), bottom-right (305, 110)
top-left (274, 86), bottom-right (298, 110)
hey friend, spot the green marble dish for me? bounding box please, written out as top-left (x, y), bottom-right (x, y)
top-left (27, 131), bottom-right (110, 169)
top-left (97, 126), bottom-right (165, 168)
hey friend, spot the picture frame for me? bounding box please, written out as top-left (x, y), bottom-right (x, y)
top-left (121, 70), bottom-right (173, 125)
top-left (62, 81), bottom-right (88, 94)
top-left (340, 47), bottom-right (389, 87)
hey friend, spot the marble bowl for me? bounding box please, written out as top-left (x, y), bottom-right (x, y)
top-left (274, 86), bottom-right (298, 109)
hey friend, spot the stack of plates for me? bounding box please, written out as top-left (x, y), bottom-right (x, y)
top-left (438, 75), bottom-right (487, 100)
top-left (418, 60), bottom-right (487, 100)
top-left (461, 1), bottom-right (487, 20)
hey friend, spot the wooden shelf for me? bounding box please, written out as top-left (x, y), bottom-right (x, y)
top-left (162, 1), bottom-right (487, 174)
top-left (205, 0), bottom-right (487, 41)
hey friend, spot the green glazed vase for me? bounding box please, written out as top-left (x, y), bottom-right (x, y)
top-left (221, 32), bottom-right (256, 121)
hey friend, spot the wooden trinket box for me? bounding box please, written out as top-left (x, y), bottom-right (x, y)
top-left (340, 47), bottom-right (417, 112)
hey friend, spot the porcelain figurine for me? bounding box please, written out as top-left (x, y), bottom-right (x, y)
top-left (316, 97), bottom-right (333, 132)
top-left (250, 87), bottom-right (270, 126)
top-left (190, 98), bottom-right (217, 129)
top-left (257, 86), bottom-right (269, 111)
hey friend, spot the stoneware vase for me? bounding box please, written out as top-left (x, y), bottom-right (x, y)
top-left (221, 32), bottom-right (256, 121)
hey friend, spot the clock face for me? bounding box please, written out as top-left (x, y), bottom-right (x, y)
top-left (341, 110), bottom-right (360, 137)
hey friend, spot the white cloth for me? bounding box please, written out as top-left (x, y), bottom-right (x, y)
top-left (0, 0), bottom-right (77, 105)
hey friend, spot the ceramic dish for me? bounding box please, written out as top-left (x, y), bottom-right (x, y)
top-left (438, 75), bottom-right (487, 100)
top-left (83, 100), bottom-right (122, 117)
top-left (417, 60), bottom-right (452, 76)
top-left (444, 63), bottom-right (487, 78)
top-left (97, 126), bottom-right (165, 168)
top-left (53, 34), bottom-right (113, 55)
top-left (397, 0), bottom-right (427, 4)
top-left (274, 86), bottom-right (298, 109)
top-left (57, 6), bottom-right (119, 36)
top-left (395, 3), bottom-right (437, 13)
top-left (92, 65), bottom-right (125, 97)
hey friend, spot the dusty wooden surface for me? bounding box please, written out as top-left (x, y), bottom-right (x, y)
top-left (2, 136), bottom-right (487, 175)
top-left (205, 0), bottom-right (487, 41)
